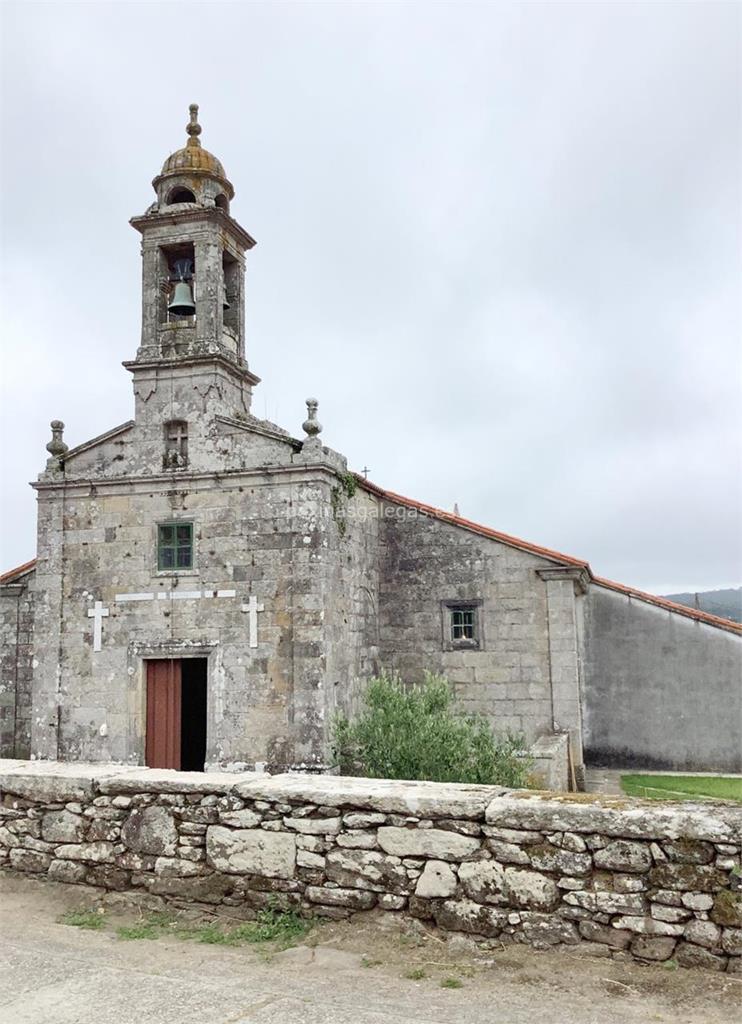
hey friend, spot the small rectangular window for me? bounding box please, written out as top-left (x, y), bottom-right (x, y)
top-left (158, 522), bottom-right (193, 571)
top-left (451, 607), bottom-right (476, 641)
top-left (442, 600), bottom-right (483, 650)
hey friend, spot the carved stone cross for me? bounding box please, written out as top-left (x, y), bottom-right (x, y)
top-left (241, 594), bottom-right (264, 649)
top-left (87, 600), bottom-right (109, 652)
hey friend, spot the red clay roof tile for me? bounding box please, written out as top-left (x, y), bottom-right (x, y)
top-left (356, 474), bottom-right (742, 637)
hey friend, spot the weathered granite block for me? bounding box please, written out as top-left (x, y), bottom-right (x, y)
top-left (206, 826), bottom-right (296, 879)
top-left (377, 826), bottom-right (479, 861)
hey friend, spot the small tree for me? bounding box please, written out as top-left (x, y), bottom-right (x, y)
top-left (332, 672), bottom-right (532, 787)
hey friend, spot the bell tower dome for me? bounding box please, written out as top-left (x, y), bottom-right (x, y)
top-left (128, 104), bottom-right (257, 375)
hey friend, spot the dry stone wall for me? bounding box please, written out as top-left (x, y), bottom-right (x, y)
top-left (1, 760), bottom-right (741, 972)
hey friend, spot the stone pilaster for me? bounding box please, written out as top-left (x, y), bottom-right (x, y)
top-left (30, 489), bottom-right (66, 759)
top-left (536, 566), bottom-right (589, 785)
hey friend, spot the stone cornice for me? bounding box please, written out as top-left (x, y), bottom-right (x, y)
top-left (215, 415), bottom-right (302, 450)
top-left (62, 421), bottom-right (135, 462)
top-left (129, 206), bottom-right (256, 251)
top-left (536, 566), bottom-right (591, 594)
top-left (30, 461), bottom-right (346, 497)
top-left (123, 355), bottom-right (261, 387)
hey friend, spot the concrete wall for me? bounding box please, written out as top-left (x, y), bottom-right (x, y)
top-left (1, 759), bottom-right (740, 972)
top-left (0, 576), bottom-right (34, 758)
top-left (583, 586), bottom-right (742, 773)
top-left (379, 510), bottom-right (556, 742)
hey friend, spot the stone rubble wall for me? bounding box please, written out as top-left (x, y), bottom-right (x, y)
top-left (1, 760), bottom-right (740, 972)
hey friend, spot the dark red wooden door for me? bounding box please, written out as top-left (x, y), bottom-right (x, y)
top-left (146, 660), bottom-right (182, 769)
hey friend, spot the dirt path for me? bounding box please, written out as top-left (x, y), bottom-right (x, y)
top-left (1, 873), bottom-right (739, 1024)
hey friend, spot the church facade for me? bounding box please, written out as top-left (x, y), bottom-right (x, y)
top-left (2, 108), bottom-right (740, 783)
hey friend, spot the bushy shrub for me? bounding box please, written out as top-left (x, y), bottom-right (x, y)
top-left (332, 671), bottom-right (532, 787)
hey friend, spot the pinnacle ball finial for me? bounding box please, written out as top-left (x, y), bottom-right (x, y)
top-left (302, 398), bottom-right (322, 438)
top-left (46, 420), bottom-right (68, 460)
top-left (186, 103), bottom-right (202, 146)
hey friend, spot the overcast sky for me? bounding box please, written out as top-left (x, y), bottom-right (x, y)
top-left (0, 1), bottom-right (740, 593)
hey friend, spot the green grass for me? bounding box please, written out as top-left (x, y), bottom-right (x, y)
top-left (440, 977), bottom-right (464, 989)
top-left (117, 922), bottom-right (162, 941)
top-left (404, 967), bottom-right (427, 980)
top-left (59, 909), bottom-right (106, 930)
top-left (114, 906), bottom-right (312, 950)
top-left (621, 774), bottom-right (742, 803)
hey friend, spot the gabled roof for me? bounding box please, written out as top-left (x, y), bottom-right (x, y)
top-left (63, 421), bottom-right (135, 461)
top-left (355, 474), bottom-right (742, 637)
top-left (591, 575), bottom-right (742, 634)
top-left (215, 415), bottom-right (302, 451)
top-left (0, 559), bottom-right (36, 585)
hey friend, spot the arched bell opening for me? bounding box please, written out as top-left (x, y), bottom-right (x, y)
top-left (159, 243), bottom-right (197, 324)
top-left (166, 186), bottom-right (197, 205)
top-left (214, 193), bottom-right (229, 213)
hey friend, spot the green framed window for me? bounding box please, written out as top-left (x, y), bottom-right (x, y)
top-left (451, 606), bottom-right (476, 641)
top-left (442, 599), bottom-right (483, 650)
top-left (157, 522), bottom-right (193, 570)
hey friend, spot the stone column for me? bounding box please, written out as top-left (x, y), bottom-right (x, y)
top-left (194, 236), bottom-right (222, 352)
top-left (536, 567), bottom-right (589, 786)
top-left (137, 242), bottom-right (164, 360)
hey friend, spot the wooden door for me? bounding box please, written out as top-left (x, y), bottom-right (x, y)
top-left (146, 660), bottom-right (182, 769)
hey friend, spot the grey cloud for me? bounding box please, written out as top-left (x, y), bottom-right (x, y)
top-left (0, 1), bottom-right (739, 592)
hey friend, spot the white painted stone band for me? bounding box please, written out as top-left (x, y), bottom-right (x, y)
top-left (114, 590), bottom-right (238, 603)
top-left (90, 591), bottom-right (258, 652)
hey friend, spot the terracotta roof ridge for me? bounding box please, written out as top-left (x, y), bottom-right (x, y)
top-left (593, 576), bottom-right (742, 635)
top-left (354, 474), bottom-right (742, 636)
top-left (355, 474), bottom-right (589, 568)
top-left (0, 558), bottom-right (37, 585)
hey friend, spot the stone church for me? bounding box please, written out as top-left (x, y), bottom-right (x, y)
top-left (2, 107), bottom-right (740, 784)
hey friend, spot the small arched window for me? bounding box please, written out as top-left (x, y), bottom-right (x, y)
top-left (214, 193), bottom-right (229, 212)
top-left (167, 187), bottom-right (196, 205)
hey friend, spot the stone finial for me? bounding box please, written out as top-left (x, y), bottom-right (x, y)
top-left (453, 503), bottom-right (460, 517)
top-left (302, 398), bottom-right (322, 438)
top-left (186, 103), bottom-right (202, 147)
top-left (46, 420), bottom-right (68, 459)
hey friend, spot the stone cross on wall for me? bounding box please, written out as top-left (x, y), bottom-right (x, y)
top-left (87, 600), bottom-right (109, 652)
top-left (241, 595), bottom-right (264, 649)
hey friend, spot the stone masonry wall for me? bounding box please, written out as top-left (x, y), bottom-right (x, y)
top-left (0, 580), bottom-right (34, 758)
top-left (1, 760), bottom-right (740, 971)
top-left (379, 511), bottom-right (556, 742)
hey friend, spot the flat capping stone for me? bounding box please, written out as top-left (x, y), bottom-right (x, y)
top-left (484, 793), bottom-right (742, 843)
top-left (96, 768), bottom-right (245, 796)
top-left (0, 761), bottom-right (143, 803)
top-left (233, 773), bottom-right (506, 819)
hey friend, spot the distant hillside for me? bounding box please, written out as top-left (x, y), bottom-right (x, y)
top-left (663, 587), bottom-right (742, 624)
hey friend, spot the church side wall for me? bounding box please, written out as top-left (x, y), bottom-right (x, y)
top-left (0, 580), bottom-right (34, 758)
top-left (323, 487), bottom-right (381, 743)
top-left (583, 586), bottom-right (742, 773)
top-left (378, 511), bottom-right (555, 743)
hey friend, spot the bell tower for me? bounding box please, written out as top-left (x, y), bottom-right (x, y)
top-left (126, 104), bottom-right (259, 419)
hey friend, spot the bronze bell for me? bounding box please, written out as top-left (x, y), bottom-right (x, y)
top-left (168, 280), bottom-right (196, 316)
